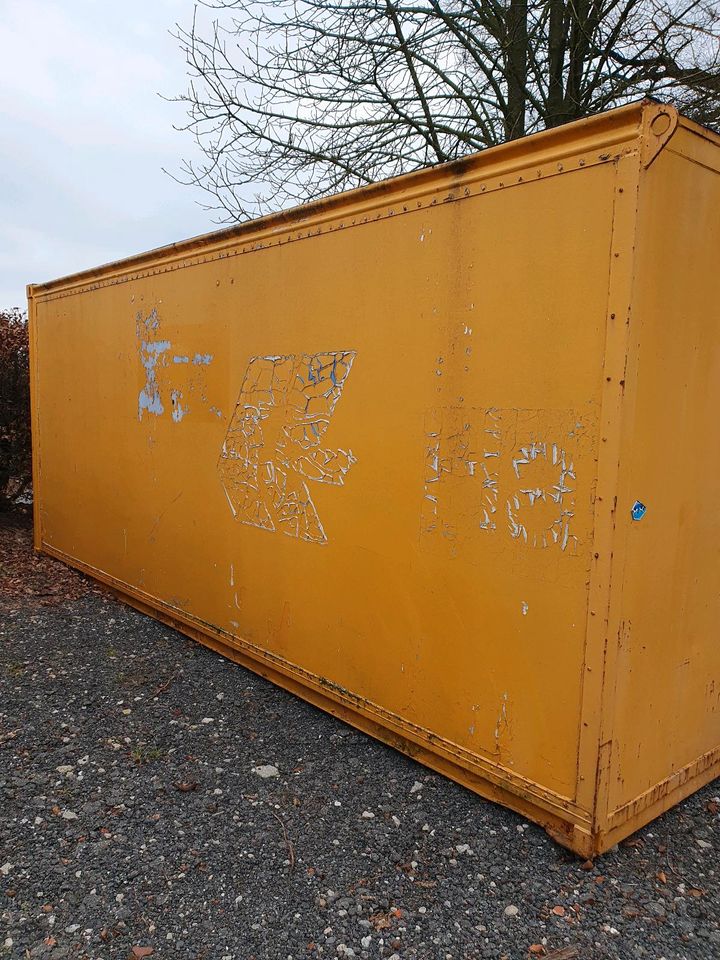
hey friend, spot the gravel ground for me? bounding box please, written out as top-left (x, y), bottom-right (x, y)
top-left (1, 526), bottom-right (719, 960)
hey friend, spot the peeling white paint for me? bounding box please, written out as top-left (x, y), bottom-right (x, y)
top-left (506, 440), bottom-right (576, 550)
top-left (135, 308), bottom-right (217, 423)
top-left (421, 407), bottom-right (581, 552)
top-left (137, 309), bottom-right (170, 419)
top-left (222, 485), bottom-right (238, 518)
top-left (219, 352), bottom-right (356, 544)
top-left (170, 389), bottom-right (188, 423)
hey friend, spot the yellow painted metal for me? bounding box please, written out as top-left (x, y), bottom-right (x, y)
top-left (27, 101), bottom-right (720, 856)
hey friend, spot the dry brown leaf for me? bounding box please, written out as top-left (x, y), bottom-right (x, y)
top-left (622, 836), bottom-right (644, 848)
top-left (0, 513), bottom-right (100, 611)
top-left (656, 870), bottom-right (667, 884)
top-left (173, 781), bottom-right (199, 792)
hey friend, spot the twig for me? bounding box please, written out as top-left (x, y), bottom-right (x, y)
top-left (154, 674), bottom-right (178, 695)
top-left (271, 811), bottom-right (296, 872)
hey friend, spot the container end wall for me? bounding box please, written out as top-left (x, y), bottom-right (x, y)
top-left (603, 122), bottom-right (720, 843)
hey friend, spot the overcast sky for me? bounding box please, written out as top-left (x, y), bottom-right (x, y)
top-left (0, 0), bottom-right (218, 308)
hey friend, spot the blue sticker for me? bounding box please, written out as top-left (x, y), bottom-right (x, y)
top-left (631, 500), bottom-right (647, 521)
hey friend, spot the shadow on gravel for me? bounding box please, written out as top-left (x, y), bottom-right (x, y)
top-left (1, 515), bottom-right (718, 960)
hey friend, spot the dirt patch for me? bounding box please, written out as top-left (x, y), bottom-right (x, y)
top-left (0, 508), bottom-right (103, 610)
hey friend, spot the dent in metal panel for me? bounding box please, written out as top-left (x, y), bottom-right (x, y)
top-left (218, 352), bottom-right (356, 543)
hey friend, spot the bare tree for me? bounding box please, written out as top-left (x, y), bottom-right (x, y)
top-left (172, 0), bottom-right (720, 220)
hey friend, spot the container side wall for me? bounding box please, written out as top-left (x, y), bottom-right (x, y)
top-left (32, 162), bottom-right (620, 835)
top-left (606, 126), bottom-right (720, 831)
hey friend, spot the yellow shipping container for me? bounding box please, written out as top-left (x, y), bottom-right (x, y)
top-left (28, 100), bottom-right (720, 856)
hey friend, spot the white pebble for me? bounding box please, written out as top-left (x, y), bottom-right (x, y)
top-left (252, 764), bottom-right (279, 778)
